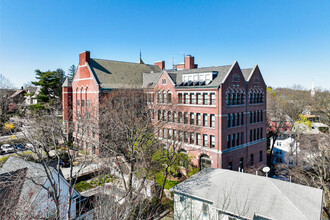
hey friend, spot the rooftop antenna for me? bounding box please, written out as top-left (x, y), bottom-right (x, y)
top-left (172, 56), bottom-right (175, 69)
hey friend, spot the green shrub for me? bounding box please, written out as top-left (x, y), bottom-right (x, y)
top-left (74, 181), bottom-right (93, 192)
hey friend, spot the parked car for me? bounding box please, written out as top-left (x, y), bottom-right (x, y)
top-left (15, 143), bottom-right (27, 151)
top-left (60, 160), bottom-right (70, 168)
top-left (0, 149), bottom-right (5, 155)
top-left (1, 144), bottom-right (16, 154)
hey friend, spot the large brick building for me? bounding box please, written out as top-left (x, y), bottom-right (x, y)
top-left (63, 51), bottom-right (267, 170)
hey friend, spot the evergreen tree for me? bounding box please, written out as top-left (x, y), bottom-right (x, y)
top-left (32, 69), bottom-right (63, 103)
top-left (68, 65), bottom-right (76, 81)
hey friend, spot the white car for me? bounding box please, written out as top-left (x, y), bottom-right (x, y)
top-left (1, 144), bottom-right (16, 154)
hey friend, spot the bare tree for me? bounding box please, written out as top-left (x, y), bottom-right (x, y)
top-left (279, 133), bottom-right (330, 219)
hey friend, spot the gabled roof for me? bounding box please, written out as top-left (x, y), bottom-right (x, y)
top-left (89, 58), bottom-right (161, 89)
top-left (241, 68), bottom-right (254, 81)
top-left (0, 157), bottom-right (80, 210)
top-left (9, 89), bottom-right (25, 98)
top-left (173, 168), bottom-right (323, 220)
top-left (0, 168), bottom-right (27, 212)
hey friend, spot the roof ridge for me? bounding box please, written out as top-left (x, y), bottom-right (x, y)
top-left (92, 58), bottom-right (156, 66)
top-left (266, 178), bottom-right (309, 220)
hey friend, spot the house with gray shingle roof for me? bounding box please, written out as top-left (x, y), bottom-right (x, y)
top-left (0, 157), bottom-right (93, 219)
top-left (172, 168), bottom-right (323, 220)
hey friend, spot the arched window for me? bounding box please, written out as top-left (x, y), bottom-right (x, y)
top-left (226, 92), bottom-right (230, 105)
top-left (167, 91), bottom-right (172, 103)
top-left (163, 91), bottom-right (166, 104)
top-left (200, 154), bottom-right (211, 170)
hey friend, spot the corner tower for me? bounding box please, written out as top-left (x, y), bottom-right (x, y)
top-left (62, 77), bottom-right (73, 141)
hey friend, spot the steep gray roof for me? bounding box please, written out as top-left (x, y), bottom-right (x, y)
top-left (90, 58), bottom-right (161, 89)
top-left (241, 68), bottom-right (253, 81)
top-left (62, 77), bottom-right (72, 87)
top-left (173, 168), bottom-right (323, 220)
top-left (142, 72), bottom-right (162, 88)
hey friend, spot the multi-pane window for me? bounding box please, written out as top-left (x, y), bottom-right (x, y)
top-left (197, 113), bottom-right (201, 126)
top-left (227, 114), bottom-right (231, 128)
top-left (178, 93), bottom-right (182, 104)
top-left (196, 133), bottom-right (201, 145)
top-left (203, 114), bottom-right (208, 127)
top-left (168, 111), bottom-right (172, 122)
top-left (184, 131), bottom-right (188, 143)
top-left (203, 93), bottom-right (208, 105)
top-left (178, 131), bottom-right (183, 142)
top-left (190, 133), bottom-right (195, 144)
top-left (158, 110), bottom-right (161, 121)
top-left (197, 93), bottom-right (202, 104)
top-left (190, 93), bottom-right (195, 104)
top-left (241, 132), bottom-right (244, 144)
top-left (190, 113), bottom-right (195, 125)
top-left (77, 100), bottom-right (80, 106)
top-left (86, 100), bottom-right (90, 107)
top-left (240, 113), bottom-right (244, 125)
top-left (232, 114), bottom-right (235, 127)
top-left (210, 93), bottom-right (215, 105)
top-left (163, 92), bottom-right (167, 104)
top-left (236, 113), bottom-right (239, 126)
top-left (232, 134), bottom-right (235, 147)
top-left (260, 127), bottom-right (263, 138)
top-left (184, 112), bottom-right (188, 124)
top-left (259, 150), bottom-right (263, 163)
top-left (227, 135), bottom-right (231, 148)
top-left (250, 130), bottom-right (252, 142)
top-left (167, 93), bottom-right (172, 103)
top-left (250, 154), bottom-right (254, 166)
top-left (203, 134), bottom-right (208, 147)
top-left (253, 128), bottom-right (256, 141)
top-left (236, 133), bottom-right (239, 146)
top-left (260, 111), bottom-right (263, 121)
top-left (184, 93), bottom-right (189, 104)
top-left (173, 129), bottom-right (177, 140)
top-left (210, 135), bottom-right (215, 148)
top-left (249, 112), bottom-right (252, 123)
top-left (178, 112), bottom-right (183, 123)
top-left (210, 114), bottom-right (215, 128)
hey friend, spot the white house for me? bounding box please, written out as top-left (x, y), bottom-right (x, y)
top-left (172, 168), bottom-right (323, 220)
top-left (25, 86), bottom-right (41, 105)
top-left (0, 157), bottom-right (93, 219)
top-left (270, 133), bottom-right (297, 165)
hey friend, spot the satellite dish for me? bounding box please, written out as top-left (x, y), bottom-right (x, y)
top-left (262, 166), bottom-right (270, 173)
top-left (262, 166), bottom-right (270, 177)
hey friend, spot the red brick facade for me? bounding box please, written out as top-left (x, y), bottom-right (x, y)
top-left (63, 51), bottom-right (267, 170)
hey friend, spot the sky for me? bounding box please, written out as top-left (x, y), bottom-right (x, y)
top-left (1, 0), bottom-right (330, 90)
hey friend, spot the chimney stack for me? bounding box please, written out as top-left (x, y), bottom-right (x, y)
top-left (184, 55), bottom-right (198, 69)
top-left (154, 61), bottom-right (165, 70)
top-left (79, 51), bottom-right (90, 66)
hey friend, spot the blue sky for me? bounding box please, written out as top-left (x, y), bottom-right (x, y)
top-left (1, 0), bottom-right (330, 89)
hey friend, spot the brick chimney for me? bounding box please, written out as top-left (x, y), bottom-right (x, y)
top-left (184, 55), bottom-right (198, 69)
top-left (79, 51), bottom-right (90, 66)
top-left (154, 61), bottom-right (165, 70)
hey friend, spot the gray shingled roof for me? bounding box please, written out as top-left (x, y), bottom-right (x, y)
top-left (90, 58), bottom-right (161, 89)
top-left (241, 68), bottom-right (254, 81)
top-left (62, 77), bottom-right (72, 87)
top-left (173, 168), bottom-right (323, 220)
top-left (142, 72), bottom-right (162, 88)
